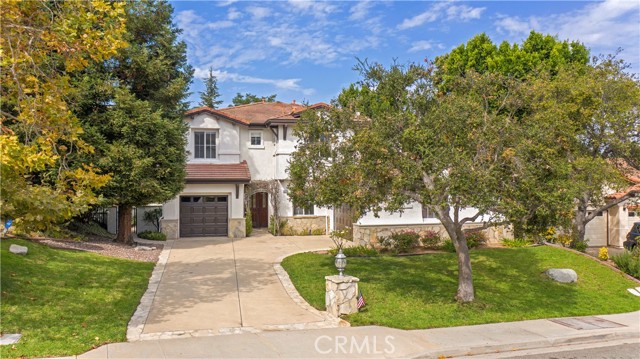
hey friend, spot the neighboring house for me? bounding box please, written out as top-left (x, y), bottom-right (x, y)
top-left (161, 101), bottom-right (337, 239)
top-left (584, 168), bottom-right (640, 247)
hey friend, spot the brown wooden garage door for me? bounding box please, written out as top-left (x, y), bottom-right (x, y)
top-left (180, 196), bottom-right (228, 237)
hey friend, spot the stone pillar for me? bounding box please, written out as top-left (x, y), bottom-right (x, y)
top-left (161, 219), bottom-right (178, 239)
top-left (228, 218), bottom-right (246, 238)
top-left (325, 275), bottom-right (359, 317)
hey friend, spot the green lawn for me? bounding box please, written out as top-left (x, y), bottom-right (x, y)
top-left (281, 246), bottom-right (640, 329)
top-left (1, 238), bottom-right (154, 358)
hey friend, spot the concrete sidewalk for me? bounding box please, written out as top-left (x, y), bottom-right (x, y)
top-left (76, 311), bottom-right (639, 358)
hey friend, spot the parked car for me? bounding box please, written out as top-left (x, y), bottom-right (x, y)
top-left (623, 222), bottom-right (640, 250)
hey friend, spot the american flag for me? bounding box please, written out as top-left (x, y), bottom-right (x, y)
top-left (357, 290), bottom-right (365, 309)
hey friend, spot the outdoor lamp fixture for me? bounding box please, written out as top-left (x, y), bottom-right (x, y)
top-left (335, 249), bottom-right (347, 276)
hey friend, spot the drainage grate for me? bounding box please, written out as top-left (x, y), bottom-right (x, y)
top-left (549, 316), bottom-right (627, 330)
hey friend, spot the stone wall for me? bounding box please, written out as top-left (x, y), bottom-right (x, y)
top-left (228, 218), bottom-right (246, 238)
top-left (281, 215), bottom-right (327, 235)
top-left (160, 219), bottom-right (178, 240)
top-left (352, 223), bottom-right (512, 247)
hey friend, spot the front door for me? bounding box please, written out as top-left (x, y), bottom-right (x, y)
top-left (251, 192), bottom-right (268, 228)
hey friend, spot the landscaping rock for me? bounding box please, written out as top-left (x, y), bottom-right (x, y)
top-left (9, 244), bottom-right (28, 255)
top-left (134, 245), bottom-right (156, 251)
top-left (546, 268), bottom-right (578, 283)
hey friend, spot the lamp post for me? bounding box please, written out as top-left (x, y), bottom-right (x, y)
top-left (334, 248), bottom-right (347, 276)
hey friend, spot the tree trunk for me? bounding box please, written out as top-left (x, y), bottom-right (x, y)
top-left (116, 204), bottom-right (133, 245)
top-left (572, 198), bottom-right (588, 246)
top-left (438, 209), bottom-right (475, 303)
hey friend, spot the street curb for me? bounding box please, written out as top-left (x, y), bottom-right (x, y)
top-left (126, 239), bottom-right (175, 341)
top-left (409, 329), bottom-right (640, 358)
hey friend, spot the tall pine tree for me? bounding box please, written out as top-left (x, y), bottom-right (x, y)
top-left (73, 0), bottom-right (193, 244)
top-left (199, 67), bottom-right (223, 108)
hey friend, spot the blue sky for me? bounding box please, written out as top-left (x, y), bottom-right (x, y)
top-left (170, 0), bottom-right (640, 108)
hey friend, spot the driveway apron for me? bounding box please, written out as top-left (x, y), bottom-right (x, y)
top-left (141, 233), bottom-right (332, 335)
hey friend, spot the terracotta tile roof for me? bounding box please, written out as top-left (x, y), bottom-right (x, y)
top-left (185, 161), bottom-right (251, 183)
top-left (184, 102), bottom-right (330, 126)
top-left (607, 159), bottom-right (640, 199)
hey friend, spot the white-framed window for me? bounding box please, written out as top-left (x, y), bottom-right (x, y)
top-left (422, 206), bottom-right (436, 219)
top-left (294, 205), bottom-right (314, 216)
top-left (194, 131), bottom-right (216, 159)
top-left (249, 131), bottom-right (263, 148)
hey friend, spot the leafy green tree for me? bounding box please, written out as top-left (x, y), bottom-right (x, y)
top-left (199, 67), bottom-right (223, 108)
top-left (289, 61), bottom-right (535, 302)
top-left (73, 0), bottom-right (193, 244)
top-left (435, 32), bottom-right (593, 239)
top-left (231, 92), bottom-right (277, 106)
top-left (531, 57), bottom-right (640, 244)
top-left (0, 0), bottom-right (127, 233)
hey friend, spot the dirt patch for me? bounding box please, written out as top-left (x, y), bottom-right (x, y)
top-left (32, 237), bottom-right (162, 263)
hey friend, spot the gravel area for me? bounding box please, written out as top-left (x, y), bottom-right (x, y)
top-left (33, 237), bottom-right (163, 263)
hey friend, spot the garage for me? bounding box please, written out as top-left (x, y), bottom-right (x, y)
top-left (180, 196), bottom-right (228, 237)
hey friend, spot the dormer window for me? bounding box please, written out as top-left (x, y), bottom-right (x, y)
top-left (249, 131), bottom-right (263, 148)
top-left (194, 131), bottom-right (216, 159)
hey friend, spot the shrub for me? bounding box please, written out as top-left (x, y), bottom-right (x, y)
top-left (598, 247), bottom-right (609, 261)
top-left (571, 239), bottom-right (589, 252)
top-left (311, 228), bottom-right (325, 235)
top-left (441, 239), bottom-right (456, 253)
top-left (143, 208), bottom-right (162, 232)
top-left (329, 245), bottom-right (378, 257)
top-left (138, 231), bottom-right (166, 241)
top-left (464, 231), bottom-right (488, 249)
top-left (379, 230), bottom-right (420, 254)
top-left (268, 216), bottom-right (288, 235)
top-left (421, 230), bottom-right (441, 249)
top-left (245, 211), bottom-right (253, 236)
top-left (502, 238), bottom-right (533, 248)
top-left (555, 233), bottom-right (572, 247)
top-left (611, 248), bottom-right (640, 279)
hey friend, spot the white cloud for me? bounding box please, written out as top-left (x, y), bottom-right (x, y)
top-left (408, 40), bottom-right (434, 53)
top-left (194, 68), bottom-right (312, 93)
top-left (287, 0), bottom-right (337, 18)
top-left (397, 10), bottom-right (439, 30)
top-left (205, 20), bottom-right (234, 30)
top-left (397, 1), bottom-right (485, 30)
top-left (446, 5), bottom-right (485, 21)
top-left (349, 1), bottom-right (372, 21)
top-left (247, 6), bottom-right (271, 20)
top-left (216, 1), bottom-right (237, 7)
top-left (227, 8), bottom-right (242, 20)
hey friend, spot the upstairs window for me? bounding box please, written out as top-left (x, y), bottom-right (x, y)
top-left (250, 131), bottom-right (263, 147)
top-left (194, 131), bottom-right (216, 159)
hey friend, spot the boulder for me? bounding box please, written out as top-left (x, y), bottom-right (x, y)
top-left (545, 268), bottom-right (578, 283)
top-left (9, 244), bottom-right (28, 255)
top-left (134, 245), bottom-right (156, 251)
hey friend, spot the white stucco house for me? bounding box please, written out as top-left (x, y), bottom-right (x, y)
top-left (160, 100), bottom-right (502, 242)
top-left (161, 101), bottom-right (339, 239)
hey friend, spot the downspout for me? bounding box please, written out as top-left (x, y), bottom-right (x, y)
top-left (606, 209), bottom-right (610, 246)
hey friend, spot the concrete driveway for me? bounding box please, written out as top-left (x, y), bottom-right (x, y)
top-left (137, 231), bottom-right (334, 338)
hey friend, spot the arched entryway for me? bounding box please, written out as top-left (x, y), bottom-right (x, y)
top-left (250, 192), bottom-right (268, 228)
